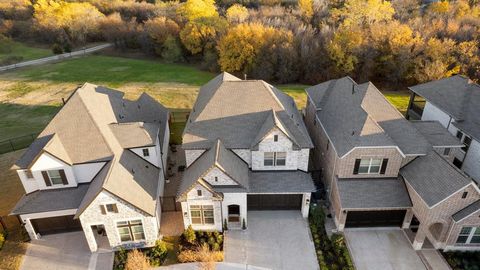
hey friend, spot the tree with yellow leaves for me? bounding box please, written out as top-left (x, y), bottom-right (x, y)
top-left (177, 0), bottom-right (218, 22)
top-left (180, 17), bottom-right (228, 55)
top-left (226, 4), bottom-right (249, 23)
top-left (331, 0), bottom-right (394, 27)
top-left (145, 17), bottom-right (180, 55)
top-left (298, 0), bottom-right (314, 20)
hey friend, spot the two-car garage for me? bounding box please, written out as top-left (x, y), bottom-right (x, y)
top-left (247, 194), bottom-right (303, 210)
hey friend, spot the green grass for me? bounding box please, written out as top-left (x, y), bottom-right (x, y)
top-left (17, 55), bottom-right (215, 87)
top-left (0, 41), bottom-right (51, 64)
top-left (383, 91), bottom-right (411, 115)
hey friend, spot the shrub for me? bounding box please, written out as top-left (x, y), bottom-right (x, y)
top-left (242, 218), bottom-right (246, 230)
top-left (114, 247), bottom-right (128, 270)
top-left (147, 240), bottom-right (168, 266)
top-left (125, 249), bottom-right (150, 270)
top-left (178, 244), bottom-right (224, 263)
top-left (0, 232), bottom-right (5, 251)
top-left (223, 218), bottom-right (228, 231)
top-left (184, 225), bottom-right (196, 244)
top-left (161, 36), bottom-right (184, 63)
top-left (52, 43), bottom-right (63, 54)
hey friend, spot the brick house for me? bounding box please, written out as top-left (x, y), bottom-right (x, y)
top-left (177, 72), bottom-right (315, 230)
top-left (10, 83), bottom-right (170, 252)
top-left (304, 76), bottom-right (480, 250)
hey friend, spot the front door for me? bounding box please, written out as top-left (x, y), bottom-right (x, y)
top-left (228, 205), bottom-right (240, 222)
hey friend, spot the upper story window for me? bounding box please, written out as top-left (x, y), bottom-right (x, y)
top-left (142, 148), bottom-right (150, 157)
top-left (457, 131), bottom-right (472, 152)
top-left (264, 152), bottom-right (287, 166)
top-left (24, 170), bottom-right (33, 179)
top-left (354, 158), bottom-right (388, 175)
top-left (100, 203), bottom-right (118, 214)
top-left (197, 189), bottom-right (202, 197)
top-left (41, 170), bottom-right (67, 186)
top-left (462, 192), bottom-right (468, 199)
top-left (273, 135), bottom-right (278, 142)
top-left (443, 148), bottom-right (451, 156)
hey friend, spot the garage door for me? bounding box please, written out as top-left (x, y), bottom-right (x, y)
top-left (31, 215), bottom-right (82, 235)
top-left (248, 194), bottom-right (302, 210)
top-left (345, 210), bottom-right (406, 228)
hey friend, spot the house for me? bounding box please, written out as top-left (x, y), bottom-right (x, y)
top-left (304, 77), bottom-right (480, 250)
top-left (10, 83), bottom-right (170, 252)
top-left (178, 72), bottom-right (315, 230)
top-left (406, 75), bottom-right (480, 183)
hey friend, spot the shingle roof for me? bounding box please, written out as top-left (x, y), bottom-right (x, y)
top-left (409, 75), bottom-right (480, 141)
top-left (336, 177), bottom-right (412, 209)
top-left (306, 77), bottom-right (430, 157)
top-left (401, 151), bottom-right (472, 207)
top-left (14, 83), bottom-right (169, 218)
top-left (410, 121), bottom-right (463, 148)
top-left (110, 122), bottom-right (159, 148)
top-left (248, 171), bottom-right (315, 193)
top-left (177, 139), bottom-right (249, 200)
top-left (11, 184), bottom-right (91, 215)
top-left (183, 72), bottom-right (313, 150)
top-left (452, 200), bottom-right (480, 222)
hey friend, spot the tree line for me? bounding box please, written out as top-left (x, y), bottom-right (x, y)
top-left (0, 0), bottom-right (479, 85)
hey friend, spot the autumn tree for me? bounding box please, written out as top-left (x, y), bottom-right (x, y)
top-left (180, 16), bottom-right (228, 55)
top-left (177, 0), bottom-right (218, 21)
top-left (226, 4), bottom-right (249, 23)
top-left (144, 17), bottom-right (180, 55)
top-left (298, 0), bottom-right (314, 21)
top-left (413, 38), bottom-right (457, 82)
top-left (331, 0), bottom-right (395, 27)
top-left (327, 25), bottom-right (364, 75)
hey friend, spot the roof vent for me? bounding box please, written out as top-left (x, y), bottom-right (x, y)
top-left (137, 104), bottom-right (141, 109)
top-left (131, 168), bottom-right (135, 174)
top-left (351, 130), bottom-right (355, 136)
top-left (352, 84), bottom-right (355, 95)
top-left (145, 165), bottom-right (149, 168)
top-left (122, 102), bottom-right (125, 107)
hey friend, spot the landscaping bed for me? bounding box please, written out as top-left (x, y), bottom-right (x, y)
top-left (177, 226), bottom-right (224, 263)
top-left (309, 205), bottom-right (354, 270)
top-left (442, 251), bottom-right (480, 270)
top-left (113, 240), bottom-right (168, 270)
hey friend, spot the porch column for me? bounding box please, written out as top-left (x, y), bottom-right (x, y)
top-left (23, 218), bottom-right (38, 240)
top-left (337, 210), bottom-right (347, 232)
top-left (402, 209), bottom-right (414, 229)
top-left (412, 227), bottom-right (426, 250)
top-left (81, 222), bottom-right (98, 252)
top-left (301, 193), bottom-right (311, 218)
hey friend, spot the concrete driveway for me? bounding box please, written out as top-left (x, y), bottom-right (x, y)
top-left (344, 229), bottom-right (426, 270)
top-left (224, 211), bottom-right (318, 270)
top-left (20, 231), bottom-right (113, 270)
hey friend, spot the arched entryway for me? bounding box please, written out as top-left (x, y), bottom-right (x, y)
top-left (228, 204), bottom-right (240, 223)
top-left (429, 222), bottom-right (445, 242)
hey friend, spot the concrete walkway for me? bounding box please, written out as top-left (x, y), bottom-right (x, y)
top-left (345, 229), bottom-right (426, 270)
top-left (224, 211), bottom-right (318, 270)
top-left (418, 250), bottom-right (452, 270)
top-left (0, 43), bottom-right (111, 72)
top-left (20, 231), bottom-right (113, 270)
top-left (157, 262), bottom-right (269, 269)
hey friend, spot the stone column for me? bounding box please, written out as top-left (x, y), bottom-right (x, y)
top-left (402, 209), bottom-right (414, 229)
top-left (24, 219), bottom-right (38, 240)
top-left (337, 210), bottom-right (347, 232)
top-left (412, 227), bottom-right (426, 250)
top-left (301, 193), bottom-right (311, 218)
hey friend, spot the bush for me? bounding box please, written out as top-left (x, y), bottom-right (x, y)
top-left (147, 240), bottom-right (168, 266)
top-left (114, 247), bottom-right (128, 270)
top-left (125, 249), bottom-right (149, 270)
top-left (161, 36), bottom-right (184, 63)
top-left (178, 244), bottom-right (224, 263)
top-left (52, 43), bottom-right (63, 54)
top-left (0, 232), bottom-right (5, 251)
top-left (184, 225), bottom-right (196, 244)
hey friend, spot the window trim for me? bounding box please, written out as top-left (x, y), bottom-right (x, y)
top-left (357, 158), bottom-right (383, 174)
top-left (263, 152), bottom-right (287, 167)
top-left (116, 219), bottom-right (145, 242)
top-left (456, 227), bottom-right (480, 245)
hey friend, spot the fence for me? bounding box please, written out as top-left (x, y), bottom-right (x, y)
top-left (0, 43), bottom-right (112, 72)
top-left (0, 133), bottom-right (39, 155)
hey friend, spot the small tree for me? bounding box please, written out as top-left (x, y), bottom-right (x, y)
top-left (125, 249), bottom-right (150, 270)
top-left (242, 218), bottom-right (246, 230)
top-left (184, 225), bottom-right (196, 244)
top-left (223, 218), bottom-right (228, 231)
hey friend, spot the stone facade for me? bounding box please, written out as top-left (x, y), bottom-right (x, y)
top-left (79, 191), bottom-right (159, 252)
top-left (180, 184), bottom-right (223, 231)
top-left (203, 167), bottom-right (237, 186)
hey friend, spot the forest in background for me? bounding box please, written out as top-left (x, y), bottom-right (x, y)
top-left (0, 0), bottom-right (479, 84)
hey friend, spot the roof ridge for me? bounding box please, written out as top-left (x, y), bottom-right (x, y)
top-left (261, 81), bottom-right (285, 110)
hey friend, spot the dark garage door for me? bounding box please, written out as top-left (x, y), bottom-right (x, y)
top-left (345, 210), bottom-right (406, 228)
top-left (248, 194), bottom-right (302, 210)
top-left (31, 215), bottom-right (82, 235)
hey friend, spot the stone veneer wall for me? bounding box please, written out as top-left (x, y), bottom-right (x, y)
top-left (79, 191), bottom-right (159, 252)
top-left (445, 207), bottom-right (480, 250)
top-left (336, 148), bottom-right (403, 178)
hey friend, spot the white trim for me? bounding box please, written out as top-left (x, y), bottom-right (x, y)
top-left (341, 146), bottom-right (406, 159)
top-left (113, 217), bottom-right (147, 244)
top-left (19, 209), bottom-right (77, 220)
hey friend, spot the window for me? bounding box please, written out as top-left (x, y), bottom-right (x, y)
top-left (142, 148), bottom-right (150, 157)
top-left (117, 220), bottom-right (145, 242)
top-left (106, 204), bottom-right (118, 213)
top-left (264, 152), bottom-right (274, 166)
top-left (457, 227), bottom-right (480, 245)
top-left (357, 158), bottom-right (382, 174)
top-left (190, 205), bottom-right (214, 225)
top-left (24, 170), bottom-right (33, 179)
top-left (462, 192), bottom-right (468, 199)
top-left (453, 157), bottom-right (463, 168)
top-left (264, 152), bottom-right (287, 166)
top-left (197, 190), bottom-right (202, 197)
top-left (443, 148), bottom-right (451, 156)
top-left (456, 131), bottom-right (464, 140)
top-left (462, 136), bottom-right (472, 152)
top-left (41, 170), bottom-right (66, 186)
top-left (214, 177), bottom-right (218, 182)
top-left (273, 135), bottom-right (278, 142)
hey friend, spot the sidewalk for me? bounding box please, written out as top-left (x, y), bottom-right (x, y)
top-left (0, 43), bottom-right (112, 72)
top-left (418, 250), bottom-right (452, 270)
top-left (157, 262), bottom-right (270, 270)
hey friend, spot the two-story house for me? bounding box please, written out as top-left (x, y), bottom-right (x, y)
top-left (406, 75), bottom-right (480, 183)
top-left (10, 83), bottom-right (170, 252)
top-left (305, 77), bottom-right (480, 250)
top-left (177, 72), bottom-right (315, 230)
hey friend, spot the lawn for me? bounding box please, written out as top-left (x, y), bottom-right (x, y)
top-left (0, 151), bottom-right (27, 270)
top-left (383, 91), bottom-right (411, 115)
top-left (0, 41), bottom-right (52, 64)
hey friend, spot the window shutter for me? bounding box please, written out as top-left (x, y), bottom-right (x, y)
top-left (380, 159), bottom-right (388, 174)
top-left (113, 204), bottom-right (118, 213)
top-left (41, 171), bottom-right (51, 186)
top-left (353, 159), bottom-right (361, 175)
top-left (59, 169), bottom-right (68, 185)
top-left (100, 205), bottom-right (106, 215)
